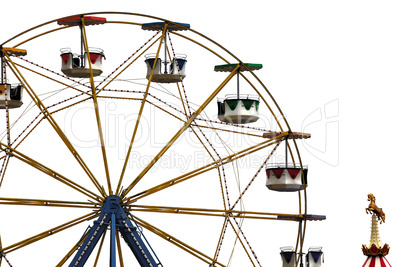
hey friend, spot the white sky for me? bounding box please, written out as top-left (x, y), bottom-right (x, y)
top-left (1, 0), bottom-right (402, 266)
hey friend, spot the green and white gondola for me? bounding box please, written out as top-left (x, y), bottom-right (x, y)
top-left (215, 63), bottom-right (262, 124)
top-left (217, 94), bottom-right (260, 124)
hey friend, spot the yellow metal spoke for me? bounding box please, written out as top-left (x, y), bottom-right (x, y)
top-left (4, 52), bottom-right (106, 198)
top-left (49, 96), bottom-right (92, 115)
top-left (116, 23), bottom-right (168, 195)
top-left (56, 229), bottom-right (90, 267)
top-left (93, 230), bottom-right (107, 266)
top-left (194, 124), bottom-right (263, 138)
top-left (81, 17), bottom-right (112, 195)
top-left (0, 141), bottom-right (102, 201)
top-left (128, 204), bottom-right (303, 221)
top-left (133, 216), bottom-right (226, 267)
top-left (0, 197), bottom-right (100, 209)
top-left (95, 97), bottom-right (188, 127)
top-left (98, 95), bottom-right (263, 139)
top-left (12, 61), bottom-right (91, 96)
top-left (122, 64), bottom-right (241, 198)
top-left (176, 82), bottom-right (190, 118)
top-left (115, 230), bottom-right (125, 267)
top-left (126, 133), bottom-right (286, 203)
top-left (1, 211), bottom-right (97, 254)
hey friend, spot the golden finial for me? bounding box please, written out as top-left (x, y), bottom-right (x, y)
top-left (365, 193), bottom-right (385, 224)
top-left (362, 194), bottom-right (390, 256)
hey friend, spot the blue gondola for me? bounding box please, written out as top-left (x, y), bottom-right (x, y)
top-left (144, 53), bottom-right (187, 83)
top-left (306, 247), bottom-right (324, 267)
top-left (280, 247), bottom-right (296, 267)
top-left (142, 22), bottom-right (190, 83)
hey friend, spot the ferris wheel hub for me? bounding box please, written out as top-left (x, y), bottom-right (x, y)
top-left (69, 195), bottom-right (161, 267)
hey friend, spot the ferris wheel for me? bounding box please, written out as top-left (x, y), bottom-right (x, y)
top-left (0, 12), bottom-right (325, 266)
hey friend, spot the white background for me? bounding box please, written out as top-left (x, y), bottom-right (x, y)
top-left (1, 0), bottom-right (402, 266)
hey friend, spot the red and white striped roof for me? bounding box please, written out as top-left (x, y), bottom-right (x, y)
top-left (362, 256), bottom-right (392, 267)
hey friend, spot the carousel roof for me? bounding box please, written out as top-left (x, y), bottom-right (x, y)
top-left (362, 256), bottom-right (392, 267)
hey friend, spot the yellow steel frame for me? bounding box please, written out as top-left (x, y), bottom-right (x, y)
top-left (122, 64), bottom-right (241, 198)
top-left (133, 215), bottom-right (227, 267)
top-left (1, 212), bottom-right (98, 254)
top-left (116, 23), bottom-right (168, 195)
top-left (0, 12), bottom-right (310, 266)
top-left (128, 204), bottom-right (303, 221)
top-left (4, 53), bottom-right (107, 199)
top-left (126, 134), bottom-right (286, 203)
top-left (0, 141), bottom-right (101, 201)
top-left (80, 17), bottom-right (113, 195)
top-left (0, 197), bottom-right (99, 209)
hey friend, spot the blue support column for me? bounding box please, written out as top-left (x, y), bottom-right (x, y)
top-left (68, 213), bottom-right (109, 267)
top-left (110, 213), bottom-right (116, 267)
top-left (69, 196), bottom-right (161, 267)
top-left (115, 211), bottom-right (159, 266)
